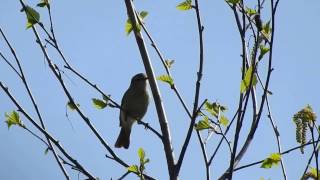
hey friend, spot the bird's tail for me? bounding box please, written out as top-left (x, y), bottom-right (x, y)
top-left (115, 127), bottom-right (131, 149)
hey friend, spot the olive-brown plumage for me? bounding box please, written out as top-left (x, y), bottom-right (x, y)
top-left (115, 73), bottom-right (149, 149)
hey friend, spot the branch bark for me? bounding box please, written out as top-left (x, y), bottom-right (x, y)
top-left (124, 0), bottom-right (176, 179)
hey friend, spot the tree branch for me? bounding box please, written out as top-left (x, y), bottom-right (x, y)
top-left (0, 26), bottom-right (70, 180)
top-left (124, 0), bottom-right (176, 178)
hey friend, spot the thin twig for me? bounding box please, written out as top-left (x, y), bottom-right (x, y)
top-left (0, 26), bottom-right (70, 180)
top-left (227, 2), bottom-right (247, 178)
top-left (118, 171), bottom-right (130, 180)
top-left (137, 14), bottom-right (192, 119)
top-left (0, 50), bottom-right (21, 77)
top-left (234, 140), bottom-right (320, 172)
top-left (265, 92), bottom-right (287, 179)
top-left (0, 81), bottom-right (96, 179)
top-left (175, 0), bottom-right (205, 177)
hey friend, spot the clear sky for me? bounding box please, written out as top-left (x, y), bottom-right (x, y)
top-left (1, 0), bottom-right (320, 180)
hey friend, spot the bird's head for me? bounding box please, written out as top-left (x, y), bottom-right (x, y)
top-left (130, 73), bottom-right (148, 90)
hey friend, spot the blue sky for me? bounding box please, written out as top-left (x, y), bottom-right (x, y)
top-left (1, 0), bottom-right (320, 179)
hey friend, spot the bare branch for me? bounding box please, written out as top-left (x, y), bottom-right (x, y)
top-left (125, 0), bottom-right (176, 178)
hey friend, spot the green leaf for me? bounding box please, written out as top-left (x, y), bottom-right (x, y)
top-left (92, 98), bottom-right (107, 109)
top-left (127, 165), bottom-right (139, 173)
top-left (204, 101), bottom-right (227, 118)
top-left (245, 7), bottom-right (257, 16)
top-left (258, 45), bottom-right (270, 61)
top-left (144, 158), bottom-right (150, 164)
top-left (195, 116), bottom-right (212, 130)
top-left (44, 147), bottom-right (50, 155)
top-left (260, 153), bottom-right (281, 169)
top-left (138, 148), bottom-right (146, 161)
top-left (22, 6), bottom-right (40, 29)
top-left (205, 102), bottom-right (218, 118)
top-left (176, 0), bottom-right (192, 11)
top-left (5, 111), bottom-right (23, 129)
top-left (67, 101), bottom-right (80, 111)
top-left (240, 66), bottom-right (258, 93)
top-left (226, 0), bottom-right (240, 5)
top-left (125, 19), bottom-right (133, 36)
top-left (219, 115), bottom-right (229, 127)
top-left (125, 11), bottom-right (148, 36)
top-left (157, 75), bottom-right (174, 86)
top-left (139, 11), bottom-right (148, 19)
top-left (261, 20), bottom-right (271, 40)
top-left (302, 167), bottom-right (320, 179)
top-left (37, 0), bottom-right (50, 7)
top-left (165, 59), bottom-right (175, 69)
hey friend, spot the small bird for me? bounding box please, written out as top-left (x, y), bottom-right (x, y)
top-left (115, 73), bottom-right (149, 149)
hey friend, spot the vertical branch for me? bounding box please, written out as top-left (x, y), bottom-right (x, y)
top-left (124, 0), bottom-right (176, 178)
top-left (138, 10), bottom-right (210, 179)
top-left (175, 0), bottom-right (205, 177)
top-left (310, 124), bottom-right (319, 179)
top-left (227, 2), bottom-right (247, 178)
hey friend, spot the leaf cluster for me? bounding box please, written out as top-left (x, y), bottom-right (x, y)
top-left (195, 101), bottom-right (229, 131)
top-left (260, 153), bottom-right (281, 169)
top-left (127, 148), bottom-right (150, 180)
top-left (5, 111), bottom-right (24, 129)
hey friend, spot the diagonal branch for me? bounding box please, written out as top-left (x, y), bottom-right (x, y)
top-left (0, 27), bottom-right (70, 180)
top-left (0, 81), bottom-right (96, 179)
top-left (124, 0), bottom-right (176, 178)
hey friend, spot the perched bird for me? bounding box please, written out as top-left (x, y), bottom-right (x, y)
top-left (115, 73), bottom-right (149, 149)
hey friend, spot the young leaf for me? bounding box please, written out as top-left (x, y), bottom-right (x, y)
top-left (144, 158), bottom-right (150, 164)
top-left (303, 167), bottom-right (320, 180)
top-left (195, 116), bottom-right (212, 131)
top-left (245, 7), bottom-right (257, 16)
top-left (219, 115), bottom-right (229, 127)
top-left (240, 66), bottom-right (258, 93)
top-left (157, 75), bottom-right (174, 86)
top-left (92, 98), bottom-right (107, 109)
top-left (261, 20), bottom-right (271, 40)
top-left (125, 19), bottom-right (134, 36)
top-left (258, 45), bottom-right (270, 61)
top-left (125, 11), bottom-right (148, 36)
top-left (205, 101), bottom-right (218, 118)
top-left (139, 11), bottom-right (148, 20)
top-left (226, 0), bottom-right (240, 5)
top-left (260, 153), bottom-right (281, 169)
top-left (127, 165), bottom-right (139, 173)
top-left (22, 6), bottom-right (40, 29)
top-left (204, 101), bottom-right (227, 118)
top-left (37, 0), bottom-right (50, 7)
top-left (67, 101), bottom-right (80, 111)
top-left (44, 147), bottom-right (50, 155)
top-left (176, 0), bottom-right (192, 11)
top-left (165, 59), bottom-right (175, 68)
top-left (138, 148), bottom-right (146, 162)
top-left (5, 111), bottom-right (23, 129)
